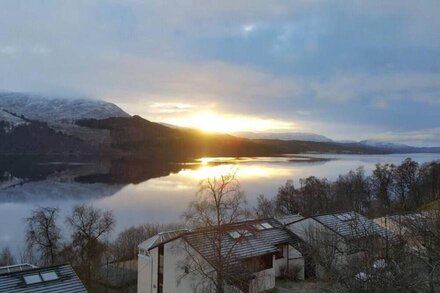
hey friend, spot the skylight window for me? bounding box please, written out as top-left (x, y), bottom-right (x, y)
top-left (260, 222), bottom-right (273, 229)
top-left (228, 229), bottom-right (252, 239)
top-left (336, 214), bottom-right (353, 221)
top-left (41, 271), bottom-right (58, 281)
top-left (24, 274), bottom-right (42, 285)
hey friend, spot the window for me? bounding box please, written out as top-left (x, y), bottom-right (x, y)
top-left (228, 229), bottom-right (252, 239)
top-left (260, 222), bottom-right (273, 229)
top-left (275, 245), bottom-right (284, 259)
top-left (254, 224), bottom-right (265, 230)
top-left (41, 271), bottom-right (58, 281)
top-left (336, 214), bottom-right (353, 222)
top-left (158, 245), bottom-right (164, 293)
top-left (23, 274), bottom-right (42, 285)
top-left (244, 254), bottom-right (273, 273)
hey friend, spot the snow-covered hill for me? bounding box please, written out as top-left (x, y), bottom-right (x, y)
top-left (0, 92), bottom-right (130, 124)
top-left (0, 109), bottom-right (28, 132)
top-left (359, 139), bottom-right (410, 149)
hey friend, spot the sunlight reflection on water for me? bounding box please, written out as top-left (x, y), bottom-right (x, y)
top-left (1, 153), bottom-right (439, 256)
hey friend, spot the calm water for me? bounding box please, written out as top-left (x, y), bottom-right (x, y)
top-left (1, 153), bottom-right (439, 256)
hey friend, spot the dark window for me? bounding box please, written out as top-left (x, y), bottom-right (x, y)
top-left (244, 254), bottom-right (273, 272)
top-left (275, 245), bottom-right (284, 259)
top-left (158, 245), bottom-right (164, 293)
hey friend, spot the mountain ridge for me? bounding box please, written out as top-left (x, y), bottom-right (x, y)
top-left (0, 92), bottom-right (438, 157)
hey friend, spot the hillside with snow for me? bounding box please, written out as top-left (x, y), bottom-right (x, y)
top-left (0, 92), bottom-right (130, 124)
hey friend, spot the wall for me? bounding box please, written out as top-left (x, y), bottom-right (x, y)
top-left (287, 218), bottom-right (345, 280)
top-left (249, 255), bottom-right (276, 293)
top-left (163, 239), bottom-right (199, 293)
top-left (273, 244), bottom-right (304, 279)
top-left (137, 247), bottom-right (158, 293)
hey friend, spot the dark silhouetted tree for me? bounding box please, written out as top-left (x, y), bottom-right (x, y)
top-left (25, 207), bottom-right (61, 266)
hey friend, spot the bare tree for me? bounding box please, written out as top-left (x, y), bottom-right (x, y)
top-left (300, 176), bottom-right (333, 216)
top-left (370, 163), bottom-right (394, 214)
top-left (112, 222), bottom-right (182, 261)
top-left (66, 204), bottom-right (115, 283)
top-left (181, 171), bottom-right (250, 293)
top-left (400, 211), bottom-right (440, 292)
top-left (25, 207), bottom-right (61, 266)
top-left (274, 180), bottom-right (300, 215)
top-left (392, 158), bottom-right (420, 211)
top-left (0, 247), bottom-right (15, 266)
top-left (183, 170), bottom-right (248, 228)
top-left (254, 194), bottom-right (276, 219)
top-left (305, 216), bottom-right (425, 292)
top-left (334, 167), bottom-right (371, 214)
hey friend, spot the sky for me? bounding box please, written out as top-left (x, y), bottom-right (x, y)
top-left (0, 0), bottom-right (439, 146)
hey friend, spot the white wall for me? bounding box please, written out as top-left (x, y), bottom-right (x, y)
top-left (139, 239), bottom-right (303, 292)
top-left (138, 248), bottom-right (158, 293)
top-left (163, 239), bottom-right (201, 293)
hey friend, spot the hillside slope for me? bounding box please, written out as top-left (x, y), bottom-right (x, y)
top-left (77, 116), bottom-right (387, 159)
top-left (0, 92), bottom-right (129, 123)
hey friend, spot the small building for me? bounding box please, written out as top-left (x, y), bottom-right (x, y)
top-left (285, 211), bottom-right (389, 279)
top-left (374, 211), bottom-right (437, 250)
top-left (0, 263), bottom-right (87, 292)
top-left (138, 219), bottom-right (307, 293)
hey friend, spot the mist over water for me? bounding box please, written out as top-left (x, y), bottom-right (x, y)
top-left (1, 153), bottom-right (439, 256)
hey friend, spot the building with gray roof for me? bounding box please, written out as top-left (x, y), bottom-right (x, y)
top-left (0, 263), bottom-right (86, 293)
top-left (285, 211), bottom-right (391, 279)
top-left (138, 218), bottom-right (307, 293)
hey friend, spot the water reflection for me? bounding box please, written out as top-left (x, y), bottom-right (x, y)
top-left (1, 153), bottom-right (439, 255)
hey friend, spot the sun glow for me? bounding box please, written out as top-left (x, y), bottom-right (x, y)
top-left (164, 111), bottom-right (295, 133)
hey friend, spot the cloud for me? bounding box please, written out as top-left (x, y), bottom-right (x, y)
top-left (310, 73), bottom-right (440, 106)
top-left (0, 0), bottom-right (439, 145)
top-left (0, 46), bottom-right (17, 55)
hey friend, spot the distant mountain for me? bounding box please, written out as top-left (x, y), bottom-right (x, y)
top-left (0, 116), bottom-right (98, 155)
top-left (0, 92), bottom-right (131, 150)
top-left (358, 139), bottom-right (440, 154)
top-left (77, 115), bottom-right (389, 158)
top-left (0, 110), bottom-right (29, 133)
top-left (237, 131), bottom-right (333, 142)
top-left (0, 92), bottom-right (129, 124)
top-left (0, 91), bottom-right (438, 156)
top-left (359, 139), bottom-right (410, 149)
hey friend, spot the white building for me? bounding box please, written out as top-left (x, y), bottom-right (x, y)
top-left (137, 219), bottom-right (306, 293)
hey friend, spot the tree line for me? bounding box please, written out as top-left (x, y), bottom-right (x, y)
top-left (256, 158), bottom-right (440, 219)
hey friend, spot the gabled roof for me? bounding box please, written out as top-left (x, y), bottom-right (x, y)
top-left (276, 214), bottom-right (305, 225)
top-left (183, 218), bottom-right (303, 282)
top-left (139, 218), bottom-right (307, 282)
top-left (312, 211), bottom-right (388, 240)
top-left (138, 229), bottom-right (189, 251)
top-left (0, 264), bottom-right (86, 293)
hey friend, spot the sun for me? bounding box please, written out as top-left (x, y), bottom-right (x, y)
top-left (164, 111), bottom-right (295, 134)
